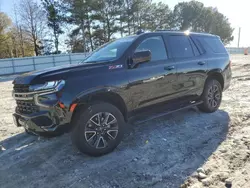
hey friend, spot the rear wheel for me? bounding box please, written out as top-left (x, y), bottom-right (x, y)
top-left (198, 79), bottom-right (222, 113)
top-left (71, 102), bottom-right (125, 156)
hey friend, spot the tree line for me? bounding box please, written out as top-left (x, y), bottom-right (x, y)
top-left (0, 0), bottom-right (234, 59)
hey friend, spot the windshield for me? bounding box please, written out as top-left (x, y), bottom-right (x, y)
top-left (83, 36), bottom-right (136, 63)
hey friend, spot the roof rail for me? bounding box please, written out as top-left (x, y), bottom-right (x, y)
top-left (155, 29), bottom-right (180, 32)
top-left (155, 29), bottom-right (214, 36)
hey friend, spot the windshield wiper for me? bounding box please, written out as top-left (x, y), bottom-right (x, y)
top-left (81, 60), bottom-right (112, 64)
top-left (79, 61), bottom-right (97, 64)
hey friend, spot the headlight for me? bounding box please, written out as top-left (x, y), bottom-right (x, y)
top-left (30, 80), bottom-right (65, 92)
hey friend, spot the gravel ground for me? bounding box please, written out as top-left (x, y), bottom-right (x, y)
top-left (0, 55), bottom-right (250, 188)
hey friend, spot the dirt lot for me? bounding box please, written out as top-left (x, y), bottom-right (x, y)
top-left (0, 55), bottom-right (249, 188)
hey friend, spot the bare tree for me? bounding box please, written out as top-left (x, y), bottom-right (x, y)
top-left (13, 3), bottom-right (25, 57)
top-left (18, 0), bottom-right (46, 56)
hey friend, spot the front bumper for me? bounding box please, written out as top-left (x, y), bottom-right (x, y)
top-left (13, 106), bottom-right (70, 134)
top-left (13, 112), bottom-right (58, 133)
top-left (12, 80), bottom-right (72, 134)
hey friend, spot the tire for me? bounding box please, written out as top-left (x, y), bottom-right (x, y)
top-left (198, 79), bottom-right (222, 113)
top-left (71, 102), bottom-right (125, 156)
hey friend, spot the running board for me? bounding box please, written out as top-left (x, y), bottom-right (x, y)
top-left (130, 101), bottom-right (203, 125)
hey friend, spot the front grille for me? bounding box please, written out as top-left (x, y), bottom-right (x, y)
top-left (16, 100), bottom-right (39, 114)
top-left (13, 84), bottom-right (39, 115)
top-left (14, 84), bottom-right (30, 93)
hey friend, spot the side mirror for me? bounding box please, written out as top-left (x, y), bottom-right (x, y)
top-left (131, 50), bottom-right (151, 68)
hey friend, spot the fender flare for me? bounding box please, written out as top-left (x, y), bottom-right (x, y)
top-left (206, 69), bottom-right (224, 89)
top-left (71, 86), bottom-right (128, 120)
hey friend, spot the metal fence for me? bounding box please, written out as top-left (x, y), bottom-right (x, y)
top-left (0, 47), bottom-right (248, 76)
top-left (226, 47), bottom-right (247, 54)
top-left (0, 53), bottom-right (88, 76)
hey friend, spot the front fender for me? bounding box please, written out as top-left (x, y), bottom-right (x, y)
top-left (75, 86), bottom-right (121, 103)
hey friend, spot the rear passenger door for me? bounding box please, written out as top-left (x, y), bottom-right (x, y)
top-left (166, 34), bottom-right (207, 100)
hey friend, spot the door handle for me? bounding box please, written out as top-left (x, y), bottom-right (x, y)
top-left (198, 61), bottom-right (206, 65)
top-left (164, 65), bottom-right (175, 70)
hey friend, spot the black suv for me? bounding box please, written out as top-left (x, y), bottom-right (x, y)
top-left (12, 31), bottom-right (231, 156)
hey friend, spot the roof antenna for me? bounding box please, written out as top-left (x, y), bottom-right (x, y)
top-left (136, 29), bottom-right (144, 35)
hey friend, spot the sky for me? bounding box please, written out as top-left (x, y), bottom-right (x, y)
top-left (0, 0), bottom-right (249, 47)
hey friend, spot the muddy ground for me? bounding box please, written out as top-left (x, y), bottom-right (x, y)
top-left (0, 55), bottom-right (249, 188)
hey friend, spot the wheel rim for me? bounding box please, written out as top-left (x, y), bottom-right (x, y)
top-left (207, 84), bottom-right (221, 108)
top-left (84, 112), bottom-right (118, 149)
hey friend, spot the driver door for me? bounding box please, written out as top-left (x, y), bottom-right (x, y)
top-left (127, 35), bottom-right (178, 111)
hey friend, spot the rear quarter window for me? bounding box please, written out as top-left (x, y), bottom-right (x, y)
top-left (198, 36), bottom-right (227, 54)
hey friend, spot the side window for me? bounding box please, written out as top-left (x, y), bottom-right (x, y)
top-left (135, 36), bottom-right (167, 61)
top-left (201, 37), bottom-right (227, 53)
top-left (168, 35), bottom-right (194, 58)
top-left (190, 38), bottom-right (201, 56)
top-left (192, 37), bottom-right (206, 54)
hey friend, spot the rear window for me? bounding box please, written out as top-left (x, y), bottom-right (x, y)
top-left (199, 37), bottom-right (227, 54)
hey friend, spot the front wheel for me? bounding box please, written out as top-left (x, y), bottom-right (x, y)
top-left (198, 79), bottom-right (222, 113)
top-left (71, 102), bottom-right (125, 156)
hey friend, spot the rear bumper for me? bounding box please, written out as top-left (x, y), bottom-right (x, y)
top-left (223, 77), bottom-right (231, 91)
top-left (223, 65), bottom-right (232, 91)
top-left (223, 75), bottom-right (231, 91)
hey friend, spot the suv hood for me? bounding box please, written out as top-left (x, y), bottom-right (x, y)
top-left (13, 62), bottom-right (107, 85)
